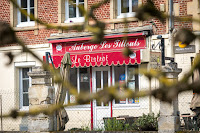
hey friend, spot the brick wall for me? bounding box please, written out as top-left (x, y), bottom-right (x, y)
top-left (0, 0), bottom-right (194, 45)
top-left (0, 0), bottom-right (10, 23)
top-left (16, 0), bottom-right (59, 45)
top-left (115, 22), bottom-right (139, 29)
top-left (173, 0), bottom-right (193, 30)
top-left (38, 0), bottom-right (58, 23)
top-left (16, 29), bottom-right (58, 45)
top-left (141, 0), bottom-right (167, 34)
top-left (88, 0), bottom-right (110, 20)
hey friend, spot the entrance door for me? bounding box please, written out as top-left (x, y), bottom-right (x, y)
top-left (92, 67), bottom-right (111, 129)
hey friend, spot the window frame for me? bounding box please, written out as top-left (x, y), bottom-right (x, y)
top-left (117, 0), bottom-right (138, 19)
top-left (19, 67), bottom-right (31, 110)
top-left (112, 65), bottom-right (140, 107)
top-left (65, 67), bottom-right (90, 107)
top-left (17, 0), bottom-right (35, 27)
top-left (64, 0), bottom-right (85, 23)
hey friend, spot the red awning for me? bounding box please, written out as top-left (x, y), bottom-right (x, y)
top-left (50, 34), bottom-right (146, 68)
top-left (52, 50), bottom-right (140, 68)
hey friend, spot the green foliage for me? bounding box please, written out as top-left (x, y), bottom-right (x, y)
top-left (132, 113), bottom-right (159, 131)
top-left (104, 114), bottom-right (159, 131)
top-left (68, 126), bottom-right (90, 131)
top-left (104, 118), bottom-right (124, 131)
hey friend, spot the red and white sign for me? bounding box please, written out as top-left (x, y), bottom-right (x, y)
top-left (51, 36), bottom-right (146, 68)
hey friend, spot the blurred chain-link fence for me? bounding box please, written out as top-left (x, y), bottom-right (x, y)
top-left (0, 87), bottom-right (195, 131)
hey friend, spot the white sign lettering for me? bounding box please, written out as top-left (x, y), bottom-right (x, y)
top-left (68, 39), bottom-right (142, 52)
top-left (83, 55), bottom-right (108, 62)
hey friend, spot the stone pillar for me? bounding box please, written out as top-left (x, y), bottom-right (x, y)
top-left (158, 62), bottom-right (182, 133)
top-left (28, 66), bottom-right (55, 132)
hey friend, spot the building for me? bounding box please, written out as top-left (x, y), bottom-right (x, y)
top-left (0, 0), bottom-right (199, 131)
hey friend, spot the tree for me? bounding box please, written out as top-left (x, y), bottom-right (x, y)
top-left (0, 0), bottom-right (199, 131)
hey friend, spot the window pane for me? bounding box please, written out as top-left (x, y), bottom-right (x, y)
top-left (96, 71), bottom-right (101, 89)
top-left (21, 11), bottom-right (27, 22)
top-left (79, 0), bottom-right (84, 2)
top-left (80, 68), bottom-right (90, 93)
top-left (22, 68), bottom-right (29, 78)
top-left (30, 0), bottom-right (34, 7)
top-left (114, 66), bottom-right (125, 104)
top-left (132, 0), bottom-right (138, 12)
top-left (79, 3), bottom-right (84, 17)
top-left (114, 66), bottom-right (125, 83)
top-left (69, 5), bottom-right (76, 18)
top-left (70, 68), bottom-right (77, 87)
top-left (30, 9), bottom-right (34, 21)
top-left (128, 65), bottom-right (139, 104)
top-left (67, 68), bottom-right (77, 104)
top-left (23, 94), bottom-right (29, 106)
top-left (128, 67), bottom-right (135, 81)
top-left (121, 0), bottom-right (129, 13)
top-left (23, 80), bottom-right (29, 92)
top-left (103, 71), bottom-right (109, 106)
top-left (21, 0), bottom-right (27, 8)
top-left (103, 71), bottom-right (108, 88)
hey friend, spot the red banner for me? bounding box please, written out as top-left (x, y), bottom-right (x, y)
top-left (52, 36), bottom-right (145, 68)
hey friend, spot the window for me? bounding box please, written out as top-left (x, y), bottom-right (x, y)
top-left (65, 0), bottom-right (84, 23)
top-left (19, 68), bottom-right (31, 109)
top-left (113, 65), bottom-right (139, 104)
top-left (66, 67), bottom-right (90, 104)
top-left (17, 0), bottom-right (35, 27)
top-left (117, 0), bottom-right (138, 18)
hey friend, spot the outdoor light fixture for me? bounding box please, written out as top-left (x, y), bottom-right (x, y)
top-left (129, 52), bottom-right (136, 59)
top-left (157, 35), bottom-right (165, 66)
top-left (152, 35), bottom-right (174, 66)
top-left (157, 35), bottom-right (163, 39)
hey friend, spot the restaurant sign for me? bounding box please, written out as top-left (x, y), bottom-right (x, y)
top-left (52, 36), bottom-right (146, 68)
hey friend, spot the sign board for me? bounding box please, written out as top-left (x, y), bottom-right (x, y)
top-left (53, 36), bottom-right (146, 55)
top-left (51, 36), bottom-right (146, 68)
top-left (174, 45), bottom-right (195, 54)
top-left (150, 52), bottom-right (162, 70)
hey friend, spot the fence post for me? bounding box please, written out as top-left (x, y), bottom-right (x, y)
top-left (0, 95), bottom-right (2, 131)
top-left (158, 62), bottom-right (182, 133)
top-left (27, 66), bottom-right (55, 132)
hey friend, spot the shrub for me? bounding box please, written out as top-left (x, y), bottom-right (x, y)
top-left (132, 113), bottom-right (159, 131)
top-left (104, 118), bottom-right (124, 131)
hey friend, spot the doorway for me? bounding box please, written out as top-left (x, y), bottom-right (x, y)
top-left (92, 66), bottom-right (111, 129)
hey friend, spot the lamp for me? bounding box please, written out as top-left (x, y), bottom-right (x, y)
top-left (157, 35), bottom-right (165, 66)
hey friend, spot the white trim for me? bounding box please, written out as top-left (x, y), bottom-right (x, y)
top-left (15, 61), bottom-right (36, 67)
top-left (16, 21), bottom-right (35, 27)
top-left (66, 67), bottom-right (90, 106)
top-left (65, 106), bottom-right (91, 111)
top-left (113, 103), bottom-right (140, 108)
top-left (17, 0), bottom-right (35, 27)
top-left (77, 68), bottom-right (80, 93)
top-left (19, 67), bottom-right (32, 110)
top-left (64, 0), bottom-right (85, 23)
top-left (125, 65), bottom-right (128, 104)
top-left (0, 43), bottom-right (50, 51)
top-left (92, 66), bottom-right (111, 128)
top-left (112, 65), bottom-right (115, 86)
top-left (117, 12), bottom-right (136, 19)
top-left (113, 65), bottom-right (140, 106)
top-left (64, 17), bottom-right (84, 23)
top-left (117, 0), bottom-right (137, 18)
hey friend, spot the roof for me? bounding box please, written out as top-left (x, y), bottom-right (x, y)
top-left (47, 25), bottom-right (153, 41)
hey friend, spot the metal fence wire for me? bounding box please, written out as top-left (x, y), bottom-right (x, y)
top-left (0, 86), bottom-right (196, 131)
